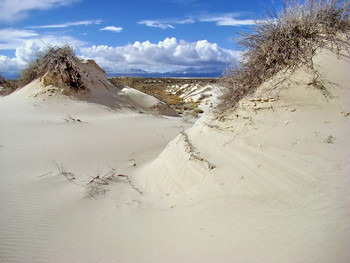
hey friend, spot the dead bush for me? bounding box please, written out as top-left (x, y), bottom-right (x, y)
top-left (18, 45), bottom-right (86, 91)
top-left (218, 0), bottom-right (350, 113)
top-left (0, 75), bottom-right (18, 95)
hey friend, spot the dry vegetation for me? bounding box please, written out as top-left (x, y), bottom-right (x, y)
top-left (110, 77), bottom-right (184, 105)
top-left (18, 45), bottom-right (86, 91)
top-left (0, 75), bottom-right (18, 96)
top-left (218, 0), bottom-right (350, 113)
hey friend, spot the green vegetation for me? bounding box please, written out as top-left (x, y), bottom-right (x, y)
top-left (219, 0), bottom-right (350, 112)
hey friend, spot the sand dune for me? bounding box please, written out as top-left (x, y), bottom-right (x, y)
top-left (0, 70), bottom-right (191, 262)
top-left (1, 48), bottom-right (349, 262)
top-left (137, 48), bottom-right (350, 262)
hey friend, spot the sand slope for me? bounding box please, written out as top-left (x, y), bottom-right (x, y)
top-left (137, 48), bottom-right (350, 262)
top-left (0, 79), bottom-right (191, 262)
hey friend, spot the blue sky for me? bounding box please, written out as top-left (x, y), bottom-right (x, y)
top-left (0, 0), bottom-right (283, 77)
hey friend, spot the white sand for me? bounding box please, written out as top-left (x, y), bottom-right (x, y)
top-left (167, 83), bottom-right (223, 113)
top-left (138, 48), bottom-right (350, 262)
top-left (1, 48), bottom-right (350, 262)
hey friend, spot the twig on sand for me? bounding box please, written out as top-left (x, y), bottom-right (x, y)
top-left (54, 161), bottom-right (76, 181)
top-left (63, 115), bottom-right (85, 123)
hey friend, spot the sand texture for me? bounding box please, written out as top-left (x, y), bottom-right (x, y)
top-left (1, 48), bottom-right (350, 262)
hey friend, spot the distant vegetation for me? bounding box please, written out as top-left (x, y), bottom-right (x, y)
top-left (219, 0), bottom-right (350, 112)
top-left (0, 75), bottom-right (18, 96)
top-left (18, 45), bottom-right (86, 91)
top-left (110, 77), bottom-right (217, 115)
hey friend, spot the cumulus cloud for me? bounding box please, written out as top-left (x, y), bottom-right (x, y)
top-left (28, 20), bottom-right (102, 29)
top-left (0, 0), bottom-right (79, 23)
top-left (0, 37), bottom-right (240, 76)
top-left (0, 37), bottom-right (85, 76)
top-left (80, 37), bottom-right (240, 74)
top-left (100, 26), bottom-right (123, 33)
top-left (0, 55), bottom-right (24, 75)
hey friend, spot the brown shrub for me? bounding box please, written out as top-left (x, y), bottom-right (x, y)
top-left (218, 0), bottom-right (350, 113)
top-left (18, 45), bottom-right (86, 91)
top-left (0, 75), bottom-right (18, 95)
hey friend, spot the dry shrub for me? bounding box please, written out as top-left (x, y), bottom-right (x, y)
top-left (218, 0), bottom-right (350, 113)
top-left (19, 45), bottom-right (86, 91)
top-left (0, 75), bottom-right (18, 95)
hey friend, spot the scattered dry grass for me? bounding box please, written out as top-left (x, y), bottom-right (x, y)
top-left (218, 0), bottom-right (350, 113)
top-left (40, 162), bottom-right (142, 198)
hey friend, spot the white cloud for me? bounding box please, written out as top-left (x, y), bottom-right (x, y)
top-left (176, 18), bottom-right (195, 24)
top-left (80, 37), bottom-right (240, 73)
top-left (138, 13), bottom-right (260, 29)
top-left (0, 37), bottom-right (85, 76)
top-left (0, 28), bottom-right (85, 51)
top-left (138, 17), bottom-right (195, 29)
top-left (0, 37), bottom-right (240, 76)
top-left (199, 14), bottom-right (258, 26)
top-left (138, 20), bottom-right (175, 29)
top-left (0, 28), bottom-right (38, 49)
top-left (100, 26), bottom-right (123, 33)
top-left (28, 20), bottom-right (102, 29)
top-left (0, 0), bottom-right (79, 23)
top-left (0, 54), bottom-right (24, 74)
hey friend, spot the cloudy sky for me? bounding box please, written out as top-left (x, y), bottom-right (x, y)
top-left (0, 0), bottom-right (282, 77)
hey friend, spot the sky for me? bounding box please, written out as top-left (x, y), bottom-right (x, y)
top-left (0, 0), bottom-right (283, 78)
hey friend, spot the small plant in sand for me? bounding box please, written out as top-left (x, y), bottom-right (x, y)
top-left (19, 45), bottom-right (86, 91)
top-left (218, 0), bottom-right (350, 113)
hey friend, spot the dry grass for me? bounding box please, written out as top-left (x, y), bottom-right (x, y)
top-left (218, 0), bottom-right (350, 113)
top-left (18, 45), bottom-right (86, 91)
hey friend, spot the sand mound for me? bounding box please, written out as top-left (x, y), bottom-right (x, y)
top-left (121, 87), bottom-right (178, 116)
top-left (0, 69), bottom-right (191, 262)
top-left (139, 47), bottom-right (350, 198)
top-left (15, 53), bottom-right (177, 116)
top-left (136, 48), bottom-right (350, 261)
